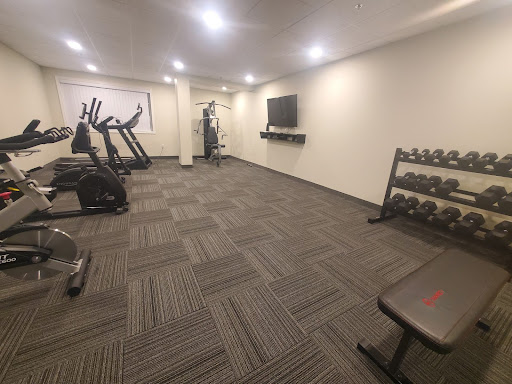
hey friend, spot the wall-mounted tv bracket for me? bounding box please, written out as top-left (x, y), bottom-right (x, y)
top-left (194, 100), bottom-right (230, 160)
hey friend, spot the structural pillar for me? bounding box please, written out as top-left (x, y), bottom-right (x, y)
top-left (175, 76), bottom-right (193, 166)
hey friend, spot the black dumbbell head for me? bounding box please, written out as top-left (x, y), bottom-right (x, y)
top-left (439, 150), bottom-right (459, 165)
top-left (493, 155), bottom-right (512, 173)
top-left (384, 193), bottom-right (406, 211)
top-left (396, 197), bottom-right (420, 214)
top-left (435, 178), bottom-right (460, 196)
top-left (462, 212), bottom-right (485, 225)
top-left (417, 176), bottom-right (442, 192)
top-left (498, 194), bottom-right (512, 214)
top-left (485, 221), bottom-right (512, 246)
top-left (433, 207), bottom-right (461, 227)
top-left (415, 149), bottom-right (430, 160)
top-left (412, 201), bottom-right (437, 221)
top-left (457, 151), bottom-right (480, 168)
top-left (475, 185), bottom-right (507, 208)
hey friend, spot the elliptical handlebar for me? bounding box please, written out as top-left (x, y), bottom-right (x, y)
top-left (0, 127), bottom-right (72, 151)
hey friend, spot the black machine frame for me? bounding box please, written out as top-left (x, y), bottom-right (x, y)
top-left (369, 147), bottom-right (512, 249)
top-left (194, 100), bottom-right (230, 161)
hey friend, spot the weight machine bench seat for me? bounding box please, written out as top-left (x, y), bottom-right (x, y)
top-left (208, 143), bottom-right (225, 148)
top-left (378, 248), bottom-right (510, 354)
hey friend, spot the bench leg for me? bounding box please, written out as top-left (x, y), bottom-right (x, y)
top-left (476, 318), bottom-right (491, 332)
top-left (357, 331), bottom-right (414, 384)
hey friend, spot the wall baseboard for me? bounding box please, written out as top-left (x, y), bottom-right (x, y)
top-left (229, 156), bottom-right (380, 211)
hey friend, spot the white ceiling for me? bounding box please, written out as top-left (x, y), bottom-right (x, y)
top-left (0, 0), bottom-right (510, 91)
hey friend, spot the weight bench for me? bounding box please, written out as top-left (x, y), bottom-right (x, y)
top-left (358, 248), bottom-right (510, 384)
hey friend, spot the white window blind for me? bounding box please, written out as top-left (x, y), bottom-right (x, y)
top-left (57, 79), bottom-right (154, 133)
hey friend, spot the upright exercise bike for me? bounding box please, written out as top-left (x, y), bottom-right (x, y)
top-left (194, 100), bottom-right (230, 167)
top-left (0, 126), bottom-right (90, 296)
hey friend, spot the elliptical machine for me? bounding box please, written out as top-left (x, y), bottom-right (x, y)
top-left (26, 113), bottom-right (129, 221)
top-left (194, 100), bottom-right (230, 167)
top-left (0, 126), bottom-right (90, 297)
top-left (51, 99), bottom-right (131, 191)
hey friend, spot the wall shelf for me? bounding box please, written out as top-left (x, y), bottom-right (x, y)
top-left (260, 131), bottom-right (306, 144)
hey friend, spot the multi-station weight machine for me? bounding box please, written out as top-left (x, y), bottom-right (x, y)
top-left (194, 100), bottom-right (230, 166)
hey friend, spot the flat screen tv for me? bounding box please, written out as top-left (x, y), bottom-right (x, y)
top-left (267, 94), bottom-right (297, 127)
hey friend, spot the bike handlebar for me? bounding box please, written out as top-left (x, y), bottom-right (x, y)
top-left (0, 127), bottom-right (71, 151)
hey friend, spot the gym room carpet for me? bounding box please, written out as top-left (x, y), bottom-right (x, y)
top-left (1, 158), bottom-right (511, 384)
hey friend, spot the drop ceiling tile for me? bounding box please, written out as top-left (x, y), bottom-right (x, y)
top-left (247, 0), bottom-right (315, 29)
top-left (75, 0), bottom-right (132, 39)
top-left (325, 24), bottom-right (377, 53)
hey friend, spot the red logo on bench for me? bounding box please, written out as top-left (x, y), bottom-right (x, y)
top-left (422, 290), bottom-right (444, 307)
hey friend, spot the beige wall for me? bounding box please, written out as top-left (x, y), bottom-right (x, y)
top-left (232, 6), bottom-right (512, 209)
top-left (42, 67), bottom-right (178, 159)
top-left (0, 43), bottom-right (58, 170)
top-left (190, 88), bottom-right (232, 157)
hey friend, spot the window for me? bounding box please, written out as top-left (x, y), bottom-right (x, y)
top-left (56, 78), bottom-right (154, 133)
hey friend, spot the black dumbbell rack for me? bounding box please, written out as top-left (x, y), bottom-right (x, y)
top-left (369, 148), bottom-right (512, 247)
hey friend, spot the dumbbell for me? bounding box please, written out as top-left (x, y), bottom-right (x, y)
top-left (453, 212), bottom-right (485, 235)
top-left (475, 185), bottom-right (507, 209)
top-left (498, 193), bottom-right (512, 214)
top-left (493, 154), bottom-right (512, 174)
top-left (396, 197), bottom-right (420, 215)
top-left (435, 178), bottom-right (460, 196)
top-left (417, 176), bottom-right (442, 193)
top-left (405, 174), bottom-right (427, 190)
top-left (472, 152), bottom-right (498, 169)
top-left (395, 172), bottom-right (416, 188)
top-left (401, 148), bottom-right (419, 159)
top-left (432, 207), bottom-right (462, 227)
top-left (438, 150), bottom-right (459, 166)
top-left (415, 149), bottom-right (430, 161)
top-left (412, 201), bottom-right (437, 221)
top-left (384, 193), bottom-right (406, 212)
top-left (457, 151), bottom-right (480, 168)
top-left (424, 149), bottom-right (444, 164)
top-left (485, 221), bottom-right (512, 247)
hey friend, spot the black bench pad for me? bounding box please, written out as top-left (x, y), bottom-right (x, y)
top-left (378, 249), bottom-right (510, 354)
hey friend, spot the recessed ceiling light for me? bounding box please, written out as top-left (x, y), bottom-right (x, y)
top-left (222, 86), bottom-right (227, 91)
top-left (67, 40), bottom-right (82, 51)
top-left (245, 74), bottom-right (254, 83)
top-left (309, 46), bottom-right (323, 59)
top-left (173, 61), bottom-right (184, 70)
top-left (86, 64), bottom-right (97, 71)
top-left (164, 76), bottom-right (172, 83)
top-left (355, 3), bottom-right (363, 10)
top-left (203, 11), bottom-right (223, 30)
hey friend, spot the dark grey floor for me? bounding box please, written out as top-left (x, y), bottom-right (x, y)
top-left (1, 158), bottom-right (511, 384)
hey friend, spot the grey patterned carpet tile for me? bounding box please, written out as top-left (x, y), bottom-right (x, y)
top-left (269, 267), bottom-right (362, 333)
top-left (0, 310), bottom-right (36, 383)
top-left (192, 253), bottom-right (265, 302)
top-left (83, 251), bottom-right (127, 295)
top-left (203, 199), bottom-right (240, 213)
top-left (244, 205), bottom-right (283, 221)
top-left (127, 266), bottom-right (205, 336)
top-left (317, 253), bottom-right (391, 300)
top-left (162, 187), bottom-right (192, 198)
top-left (129, 198), bottom-right (168, 214)
top-left (75, 229), bottom-right (130, 255)
top-left (174, 216), bottom-right (221, 237)
top-left (129, 221), bottom-right (179, 249)
top-left (123, 308), bottom-right (234, 384)
top-left (212, 209), bottom-right (256, 230)
top-left (11, 341), bottom-right (123, 384)
top-left (4, 286), bottom-right (127, 381)
top-left (170, 204), bottom-right (210, 221)
top-left (235, 338), bottom-right (344, 384)
top-left (209, 285), bottom-right (306, 378)
top-left (165, 195), bottom-right (200, 207)
top-left (0, 278), bottom-right (56, 318)
top-left (127, 241), bottom-right (191, 281)
top-left (183, 231), bottom-right (240, 264)
top-left (78, 213), bottom-right (130, 237)
top-left (129, 208), bottom-right (174, 225)
top-left (2, 158), bottom-right (511, 384)
top-left (225, 223), bottom-right (277, 249)
top-left (282, 232), bottom-right (342, 264)
top-left (242, 241), bottom-right (307, 282)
